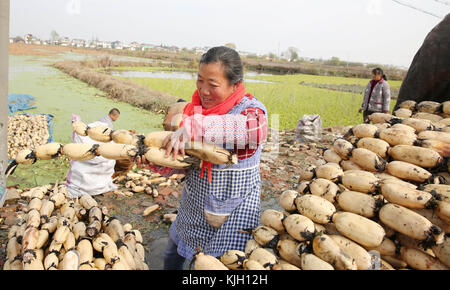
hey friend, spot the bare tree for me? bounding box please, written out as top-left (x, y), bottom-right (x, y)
top-left (50, 30), bottom-right (59, 42)
top-left (98, 56), bottom-right (112, 71)
top-left (225, 42), bottom-right (237, 49)
top-left (288, 47), bottom-right (299, 62)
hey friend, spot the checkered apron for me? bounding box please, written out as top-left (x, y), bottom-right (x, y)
top-left (170, 96), bottom-right (268, 261)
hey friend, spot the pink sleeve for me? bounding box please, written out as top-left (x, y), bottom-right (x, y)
top-left (72, 114), bottom-right (81, 122)
top-left (183, 114), bottom-right (249, 149)
top-left (71, 114), bottom-right (81, 142)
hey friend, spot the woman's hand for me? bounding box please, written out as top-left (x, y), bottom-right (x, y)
top-left (135, 155), bottom-right (149, 169)
top-left (162, 127), bottom-right (190, 161)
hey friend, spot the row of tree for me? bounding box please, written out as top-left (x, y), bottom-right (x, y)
top-left (226, 43), bottom-right (355, 65)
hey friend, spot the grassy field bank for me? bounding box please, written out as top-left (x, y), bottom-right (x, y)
top-left (128, 73), bottom-right (398, 129)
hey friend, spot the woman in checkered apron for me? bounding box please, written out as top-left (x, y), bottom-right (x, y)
top-left (138, 46), bottom-right (268, 269)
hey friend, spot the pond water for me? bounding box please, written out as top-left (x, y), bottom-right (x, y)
top-left (7, 54), bottom-right (164, 188)
top-left (111, 70), bottom-right (274, 83)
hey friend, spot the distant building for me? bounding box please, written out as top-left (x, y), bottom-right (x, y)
top-left (122, 43), bottom-right (131, 50)
top-left (168, 45), bottom-right (180, 52)
top-left (141, 44), bottom-right (155, 51)
top-left (111, 41), bottom-right (123, 50)
top-left (31, 38), bottom-right (42, 45)
top-left (238, 51), bottom-right (252, 57)
top-left (154, 44), bottom-right (165, 51)
top-left (71, 39), bottom-right (86, 48)
top-left (127, 42), bottom-right (140, 51)
top-left (60, 37), bottom-right (71, 46)
top-left (86, 41), bottom-right (98, 48)
top-left (13, 36), bottom-right (25, 44)
top-left (9, 37), bottom-right (14, 44)
top-left (193, 47), bottom-right (207, 54)
top-left (25, 34), bottom-right (33, 44)
top-left (100, 41), bottom-right (112, 49)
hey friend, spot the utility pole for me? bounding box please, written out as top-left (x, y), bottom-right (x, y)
top-left (277, 42), bottom-right (280, 59)
top-left (0, 0), bottom-right (10, 207)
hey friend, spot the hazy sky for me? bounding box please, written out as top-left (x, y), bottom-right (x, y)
top-left (9, 0), bottom-right (450, 68)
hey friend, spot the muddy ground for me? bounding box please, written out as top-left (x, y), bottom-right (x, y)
top-left (0, 127), bottom-right (348, 270)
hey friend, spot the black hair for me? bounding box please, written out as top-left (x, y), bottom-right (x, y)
top-left (109, 108), bottom-right (120, 115)
top-left (372, 67), bottom-right (387, 81)
top-left (199, 46), bottom-right (243, 85)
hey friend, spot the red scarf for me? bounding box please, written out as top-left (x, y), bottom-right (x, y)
top-left (181, 83), bottom-right (249, 124)
top-left (180, 83), bottom-right (252, 182)
top-left (369, 78), bottom-right (384, 99)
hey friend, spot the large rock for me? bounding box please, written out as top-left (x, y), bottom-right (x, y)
top-left (163, 100), bottom-right (188, 131)
top-left (394, 14), bottom-right (450, 110)
top-left (5, 188), bottom-right (20, 201)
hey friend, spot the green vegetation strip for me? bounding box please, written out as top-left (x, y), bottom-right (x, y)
top-left (104, 66), bottom-right (197, 73)
top-left (53, 61), bottom-right (180, 113)
top-left (129, 76), bottom-right (397, 130)
top-left (250, 73), bottom-right (403, 88)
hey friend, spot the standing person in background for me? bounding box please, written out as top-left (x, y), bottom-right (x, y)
top-left (359, 68), bottom-right (391, 123)
top-left (99, 108), bottom-right (120, 129)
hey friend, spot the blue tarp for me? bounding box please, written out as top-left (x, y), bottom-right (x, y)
top-left (0, 185), bottom-right (5, 208)
top-left (8, 94), bottom-right (37, 113)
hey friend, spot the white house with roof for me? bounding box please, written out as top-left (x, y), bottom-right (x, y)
top-left (71, 39), bottom-right (86, 47)
top-left (9, 37), bottom-right (13, 44)
top-left (153, 44), bottom-right (165, 51)
top-left (132, 43), bottom-right (140, 50)
top-left (60, 37), bottom-right (71, 46)
top-left (101, 41), bottom-right (112, 49)
top-left (129, 42), bottom-right (141, 51)
top-left (193, 47), bottom-right (206, 54)
top-left (31, 38), bottom-right (42, 45)
top-left (141, 44), bottom-right (155, 51)
top-left (238, 50), bottom-right (252, 57)
top-left (122, 43), bottom-right (131, 50)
